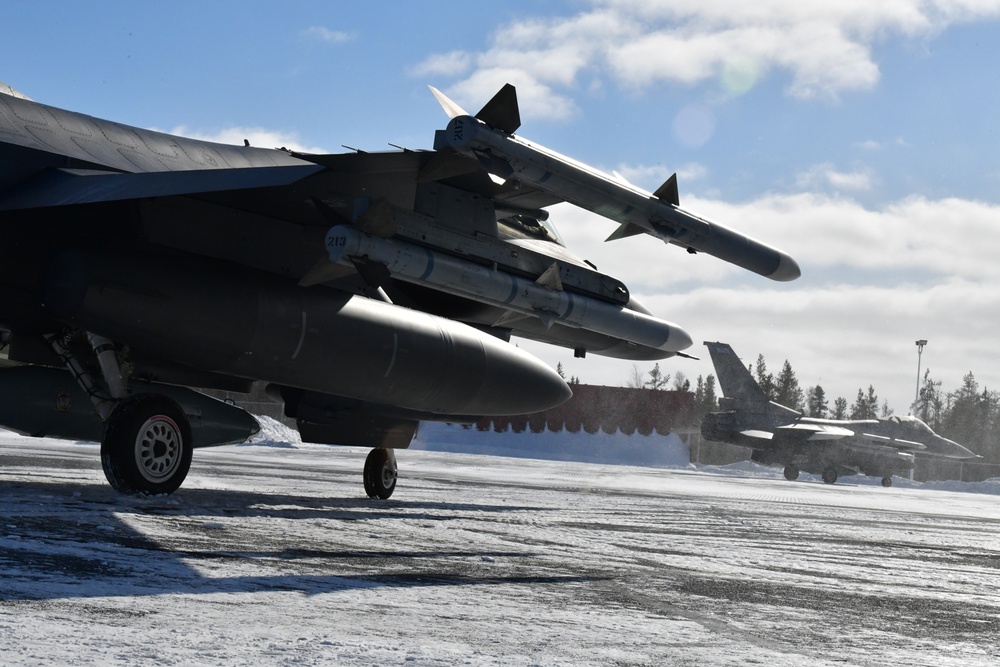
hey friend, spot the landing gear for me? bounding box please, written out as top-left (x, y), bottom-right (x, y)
top-left (881, 476), bottom-right (893, 487)
top-left (783, 464), bottom-right (800, 481)
top-left (101, 394), bottom-right (193, 495)
top-left (363, 447), bottom-right (397, 499)
top-left (822, 466), bottom-right (838, 485)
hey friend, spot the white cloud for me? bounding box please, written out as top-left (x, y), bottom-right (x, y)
top-left (417, 0), bottom-right (1000, 111)
top-left (168, 126), bottom-right (328, 155)
top-left (795, 163), bottom-right (874, 191)
top-left (301, 26), bottom-right (354, 44)
top-left (409, 50), bottom-right (473, 78)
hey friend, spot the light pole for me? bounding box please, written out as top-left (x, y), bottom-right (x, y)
top-left (914, 339), bottom-right (927, 408)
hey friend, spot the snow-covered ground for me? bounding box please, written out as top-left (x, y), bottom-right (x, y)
top-left (2, 423), bottom-right (999, 666)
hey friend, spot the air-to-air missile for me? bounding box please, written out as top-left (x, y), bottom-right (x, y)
top-left (430, 85), bottom-right (800, 283)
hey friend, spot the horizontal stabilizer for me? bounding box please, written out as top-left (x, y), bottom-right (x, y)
top-left (652, 173), bottom-right (679, 206)
top-left (0, 165), bottom-right (322, 211)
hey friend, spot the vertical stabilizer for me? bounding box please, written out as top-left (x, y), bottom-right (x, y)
top-left (704, 341), bottom-right (769, 403)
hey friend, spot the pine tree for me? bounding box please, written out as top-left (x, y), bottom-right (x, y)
top-left (807, 385), bottom-right (828, 418)
top-left (645, 363), bottom-right (670, 391)
top-left (832, 397), bottom-right (848, 419)
top-left (692, 374), bottom-right (718, 418)
top-left (672, 371), bottom-right (691, 392)
top-left (850, 386), bottom-right (879, 419)
top-left (914, 369), bottom-right (944, 429)
top-left (774, 360), bottom-right (804, 410)
top-left (753, 354), bottom-right (776, 401)
top-left (556, 362), bottom-right (565, 379)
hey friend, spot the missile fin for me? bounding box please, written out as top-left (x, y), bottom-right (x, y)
top-left (298, 258), bottom-right (356, 287)
top-left (605, 222), bottom-right (647, 242)
top-left (535, 263), bottom-right (564, 291)
top-left (493, 310), bottom-right (533, 327)
top-left (475, 84), bottom-right (521, 134)
top-left (428, 85), bottom-right (468, 119)
top-left (653, 173), bottom-right (680, 206)
top-left (535, 311), bottom-right (556, 329)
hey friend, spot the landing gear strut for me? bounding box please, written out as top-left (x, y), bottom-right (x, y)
top-left (363, 447), bottom-right (397, 499)
top-left (47, 331), bottom-right (194, 495)
top-left (783, 464), bottom-right (799, 481)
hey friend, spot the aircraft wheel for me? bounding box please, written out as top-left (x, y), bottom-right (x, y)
top-left (363, 447), bottom-right (397, 499)
top-left (101, 394), bottom-right (192, 496)
top-left (821, 466), bottom-right (838, 485)
top-left (783, 464), bottom-right (799, 481)
top-left (881, 476), bottom-right (893, 487)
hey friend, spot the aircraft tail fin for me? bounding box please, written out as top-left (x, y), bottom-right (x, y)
top-left (704, 341), bottom-right (769, 403)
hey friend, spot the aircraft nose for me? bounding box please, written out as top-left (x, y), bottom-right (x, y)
top-left (939, 437), bottom-right (979, 460)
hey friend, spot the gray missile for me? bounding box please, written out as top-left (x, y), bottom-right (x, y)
top-left (325, 224), bottom-right (693, 354)
top-left (431, 85), bottom-right (800, 282)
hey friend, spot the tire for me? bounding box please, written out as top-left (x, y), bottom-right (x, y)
top-left (821, 466), bottom-right (838, 485)
top-left (783, 464), bottom-right (799, 481)
top-left (101, 394), bottom-right (192, 496)
top-left (363, 447), bottom-right (397, 499)
top-left (881, 476), bottom-right (893, 487)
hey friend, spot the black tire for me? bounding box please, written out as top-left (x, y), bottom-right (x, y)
top-left (101, 394), bottom-right (193, 496)
top-left (881, 476), bottom-right (893, 487)
top-left (822, 466), bottom-right (838, 485)
top-left (363, 447), bottom-right (397, 499)
top-left (783, 464), bottom-right (799, 481)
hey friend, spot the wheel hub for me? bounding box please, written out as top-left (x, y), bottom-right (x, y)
top-left (135, 416), bottom-right (182, 483)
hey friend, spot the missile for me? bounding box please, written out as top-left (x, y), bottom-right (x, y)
top-left (430, 84), bottom-right (800, 282)
top-left (326, 224), bottom-right (693, 354)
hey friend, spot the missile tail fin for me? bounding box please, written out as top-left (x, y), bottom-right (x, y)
top-left (475, 84), bottom-right (520, 134)
top-left (653, 173), bottom-right (679, 206)
top-left (428, 85), bottom-right (468, 119)
top-left (605, 222), bottom-right (647, 242)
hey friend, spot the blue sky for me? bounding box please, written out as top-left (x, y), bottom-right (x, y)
top-left (5, 1), bottom-right (1000, 414)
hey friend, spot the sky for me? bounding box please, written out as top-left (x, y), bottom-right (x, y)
top-left (4, 1), bottom-right (1000, 415)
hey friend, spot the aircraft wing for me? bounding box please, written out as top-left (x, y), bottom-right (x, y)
top-left (858, 433), bottom-right (927, 451)
top-left (0, 165), bottom-right (322, 211)
top-left (775, 422), bottom-right (856, 442)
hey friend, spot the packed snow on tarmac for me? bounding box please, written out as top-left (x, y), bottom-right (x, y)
top-left (1, 418), bottom-right (999, 666)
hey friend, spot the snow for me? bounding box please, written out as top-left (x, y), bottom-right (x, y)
top-left (2, 426), bottom-right (1000, 666)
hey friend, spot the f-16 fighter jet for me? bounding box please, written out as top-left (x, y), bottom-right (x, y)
top-left (701, 342), bottom-right (978, 486)
top-left (0, 79), bottom-right (797, 498)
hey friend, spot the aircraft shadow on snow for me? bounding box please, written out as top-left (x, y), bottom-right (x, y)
top-left (0, 477), bottom-right (597, 602)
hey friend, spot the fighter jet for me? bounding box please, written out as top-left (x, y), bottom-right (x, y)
top-left (0, 79), bottom-right (798, 498)
top-left (701, 342), bottom-right (979, 486)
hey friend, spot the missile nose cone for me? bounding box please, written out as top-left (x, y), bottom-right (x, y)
top-left (769, 253), bottom-right (801, 282)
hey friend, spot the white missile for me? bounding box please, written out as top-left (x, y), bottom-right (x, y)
top-left (325, 224), bottom-right (693, 354)
top-left (430, 84), bottom-right (800, 282)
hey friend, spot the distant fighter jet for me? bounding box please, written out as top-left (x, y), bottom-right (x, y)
top-left (701, 342), bottom-right (978, 486)
top-left (0, 79), bottom-right (798, 498)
